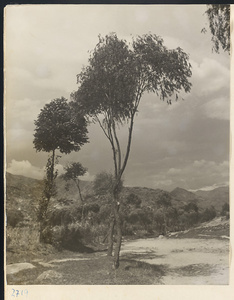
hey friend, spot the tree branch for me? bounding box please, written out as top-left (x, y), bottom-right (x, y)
top-left (112, 121), bottom-right (121, 173)
top-left (119, 111), bottom-right (135, 179)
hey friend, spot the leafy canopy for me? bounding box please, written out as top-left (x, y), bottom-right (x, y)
top-left (203, 4), bottom-right (230, 53)
top-left (72, 33), bottom-right (192, 121)
top-left (34, 97), bottom-right (88, 154)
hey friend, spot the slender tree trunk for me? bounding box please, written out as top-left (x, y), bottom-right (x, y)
top-left (39, 221), bottom-right (43, 243)
top-left (74, 179), bottom-right (85, 221)
top-left (51, 149), bottom-right (55, 182)
top-left (107, 215), bottom-right (115, 256)
top-left (113, 200), bottom-right (122, 269)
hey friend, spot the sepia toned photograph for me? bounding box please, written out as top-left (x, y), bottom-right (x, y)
top-left (4, 4), bottom-right (231, 289)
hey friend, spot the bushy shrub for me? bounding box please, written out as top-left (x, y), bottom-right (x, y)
top-left (50, 223), bottom-right (93, 251)
top-left (47, 201), bottom-right (82, 226)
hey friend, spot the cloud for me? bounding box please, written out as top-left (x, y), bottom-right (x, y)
top-left (191, 57), bottom-right (229, 97)
top-left (6, 159), bottom-right (65, 180)
top-left (168, 168), bottom-right (181, 175)
top-left (201, 97), bottom-right (230, 120)
top-left (82, 172), bottom-right (95, 182)
top-left (126, 159), bottom-right (229, 191)
top-left (190, 182), bottom-right (229, 192)
top-left (7, 159), bottom-right (45, 179)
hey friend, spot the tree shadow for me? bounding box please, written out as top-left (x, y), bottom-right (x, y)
top-left (121, 258), bottom-right (169, 277)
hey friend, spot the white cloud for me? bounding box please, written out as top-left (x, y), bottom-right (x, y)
top-left (191, 58), bottom-right (229, 96)
top-left (190, 182), bottom-right (229, 192)
top-left (6, 159), bottom-right (65, 180)
top-left (82, 172), bottom-right (95, 182)
top-left (7, 159), bottom-right (45, 179)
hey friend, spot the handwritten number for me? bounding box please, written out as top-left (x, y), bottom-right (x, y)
top-left (11, 289), bottom-right (28, 297)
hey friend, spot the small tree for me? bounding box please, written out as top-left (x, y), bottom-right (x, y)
top-left (62, 162), bottom-right (87, 220)
top-left (72, 33), bottom-right (192, 268)
top-left (202, 4), bottom-right (230, 53)
top-left (34, 97), bottom-right (88, 241)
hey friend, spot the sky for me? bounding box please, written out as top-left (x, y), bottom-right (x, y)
top-left (4, 5), bottom-right (230, 191)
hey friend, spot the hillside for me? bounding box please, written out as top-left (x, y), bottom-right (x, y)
top-left (170, 187), bottom-right (201, 208)
top-left (6, 172), bottom-right (44, 224)
top-left (5, 172), bottom-right (229, 215)
top-left (195, 186), bottom-right (229, 211)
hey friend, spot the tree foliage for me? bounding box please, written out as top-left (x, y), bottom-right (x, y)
top-left (63, 162), bottom-right (87, 181)
top-left (34, 97), bottom-right (88, 154)
top-left (202, 4), bottom-right (230, 53)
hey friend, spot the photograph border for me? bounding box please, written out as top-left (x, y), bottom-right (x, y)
top-left (3, 1), bottom-right (233, 299)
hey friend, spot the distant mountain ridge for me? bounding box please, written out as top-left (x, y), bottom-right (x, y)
top-left (170, 187), bottom-right (202, 204)
top-left (5, 172), bottom-right (229, 217)
top-left (194, 186), bottom-right (229, 211)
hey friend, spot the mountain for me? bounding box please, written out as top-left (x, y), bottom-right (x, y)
top-left (194, 186), bottom-right (229, 211)
top-left (5, 172), bottom-right (229, 217)
top-left (170, 187), bottom-right (201, 205)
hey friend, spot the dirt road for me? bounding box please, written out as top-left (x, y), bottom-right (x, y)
top-left (121, 236), bottom-right (229, 284)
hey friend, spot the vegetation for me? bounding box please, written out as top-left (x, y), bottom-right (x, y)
top-left (202, 4), bottom-right (230, 53)
top-left (41, 177), bottom-right (223, 252)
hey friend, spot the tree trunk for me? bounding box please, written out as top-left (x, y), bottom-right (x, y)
top-left (51, 149), bottom-right (55, 182)
top-left (107, 216), bottom-right (115, 256)
top-left (74, 179), bottom-right (85, 221)
top-left (113, 202), bottom-right (122, 269)
top-left (39, 221), bottom-right (44, 243)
